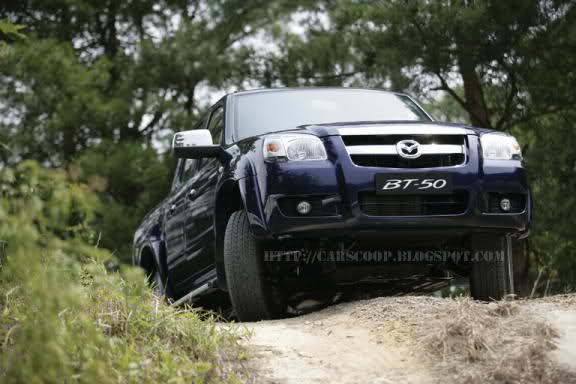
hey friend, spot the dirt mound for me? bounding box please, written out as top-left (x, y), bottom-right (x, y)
top-left (237, 295), bottom-right (576, 384)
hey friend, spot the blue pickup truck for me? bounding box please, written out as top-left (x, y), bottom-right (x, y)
top-left (133, 87), bottom-right (531, 321)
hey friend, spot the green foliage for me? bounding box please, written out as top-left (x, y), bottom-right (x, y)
top-left (428, 93), bottom-right (576, 293)
top-left (422, 91), bottom-right (470, 125)
top-left (0, 0), bottom-right (309, 164)
top-left (0, 18), bottom-right (26, 54)
top-left (75, 142), bottom-right (175, 260)
top-left (1, 0), bottom-right (574, 294)
top-left (0, 39), bottom-right (126, 165)
top-left (520, 112), bottom-right (576, 290)
top-left (0, 0), bottom-right (308, 258)
top-left (0, 18), bottom-right (26, 41)
top-left (0, 162), bottom-right (247, 383)
top-left (273, 0), bottom-right (576, 130)
top-left (258, 10), bottom-right (360, 87)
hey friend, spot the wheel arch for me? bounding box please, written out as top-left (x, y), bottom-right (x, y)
top-left (139, 246), bottom-right (156, 275)
top-left (214, 179), bottom-right (245, 290)
top-left (138, 240), bottom-right (168, 283)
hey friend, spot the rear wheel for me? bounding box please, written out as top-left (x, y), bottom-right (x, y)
top-left (470, 235), bottom-right (510, 301)
top-left (223, 210), bottom-right (285, 321)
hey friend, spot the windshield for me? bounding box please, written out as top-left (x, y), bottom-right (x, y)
top-left (234, 89), bottom-right (431, 139)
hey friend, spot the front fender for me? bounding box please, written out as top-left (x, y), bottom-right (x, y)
top-left (132, 204), bottom-right (167, 277)
top-left (238, 175), bottom-right (269, 236)
top-left (219, 136), bottom-right (270, 236)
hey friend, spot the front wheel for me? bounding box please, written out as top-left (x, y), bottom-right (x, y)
top-left (470, 235), bottom-right (510, 301)
top-left (223, 210), bottom-right (285, 321)
top-left (149, 268), bottom-right (167, 297)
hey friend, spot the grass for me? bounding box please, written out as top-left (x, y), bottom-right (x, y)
top-left (351, 295), bottom-right (576, 384)
top-left (0, 260), bottom-right (251, 384)
top-left (0, 162), bottom-right (250, 384)
top-left (418, 298), bottom-right (575, 384)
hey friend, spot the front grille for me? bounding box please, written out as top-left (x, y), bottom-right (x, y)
top-left (359, 191), bottom-right (469, 216)
top-left (343, 135), bottom-right (465, 146)
top-left (342, 133), bottom-right (467, 169)
top-left (351, 154), bottom-right (464, 168)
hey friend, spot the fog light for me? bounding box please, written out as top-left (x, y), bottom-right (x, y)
top-left (296, 201), bottom-right (312, 215)
top-left (500, 198), bottom-right (512, 212)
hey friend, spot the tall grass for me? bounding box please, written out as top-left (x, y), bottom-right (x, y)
top-left (0, 162), bottom-right (247, 383)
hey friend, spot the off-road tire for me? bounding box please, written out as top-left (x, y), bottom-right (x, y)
top-left (470, 235), bottom-right (508, 301)
top-left (224, 210), bottom-right (284, 321)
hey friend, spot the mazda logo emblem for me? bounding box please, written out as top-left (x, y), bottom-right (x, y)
top-left (396, 139), bottom-right (421, 159)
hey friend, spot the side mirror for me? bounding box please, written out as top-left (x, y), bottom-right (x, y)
top-left (172, 129), bottom-right (221, 159)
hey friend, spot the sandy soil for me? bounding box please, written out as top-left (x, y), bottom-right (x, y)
top-left (236, 295), bottom-right (576, 384)
top-left (548, 310), bottom-right (576, 374)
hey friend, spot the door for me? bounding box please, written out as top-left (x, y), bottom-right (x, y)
top-left (165, 158), bottom-right (201, 292)
top-left (180, 106), bottom-right (225, 283)
top-left (166, 105), bottom-right (225, 294)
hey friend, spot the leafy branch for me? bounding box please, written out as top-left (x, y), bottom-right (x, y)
top-left (0, 19), bottom-right (26, 54)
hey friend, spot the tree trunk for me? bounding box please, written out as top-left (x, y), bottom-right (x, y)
top-left (62, 125), bottom-right (76, 164)
top-left (455, 37), bottom-right (492, 128)
top-left (455, 35), bottom-right (531, 294)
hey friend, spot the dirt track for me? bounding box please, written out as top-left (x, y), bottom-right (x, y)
top-left (238, 295), bottom-right (576, 384)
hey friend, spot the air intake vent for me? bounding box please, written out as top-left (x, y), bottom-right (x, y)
top-left (351, 154), bottom-right (464, 168)
top-left (359, 191), bottom-right (469, 216)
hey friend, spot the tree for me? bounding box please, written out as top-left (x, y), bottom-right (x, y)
top-left (260, 0), bottom-right (576, 293)
top-left (0, 0), bottom-right (307, 165)
top-left (264, 0), bottom-right (576, 131)
top-left (522, 110), bottom-right (576, 292)
top-left (0, 0), bottom-right (307, 259)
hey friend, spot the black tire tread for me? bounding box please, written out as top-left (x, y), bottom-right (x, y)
top-left (224, 210), bottom-right (274, 321)
top-left (470, 258), bottom-right (507, 300)
top-left (470, 235), bottom-right (508, 301)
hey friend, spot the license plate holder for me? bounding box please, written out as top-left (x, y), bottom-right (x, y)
top-left (375, 173), bottom-right (453, 195)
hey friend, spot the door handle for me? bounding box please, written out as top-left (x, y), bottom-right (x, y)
top-left (187, 189), bottom-right (197, 201)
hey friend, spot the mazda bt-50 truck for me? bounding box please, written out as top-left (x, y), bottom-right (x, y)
top-left (133, 88), bottom-right (531, 321)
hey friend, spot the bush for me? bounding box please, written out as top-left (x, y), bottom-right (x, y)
top-left (521, 112), bottom-right (576, 294)
top-left (0, 161), bottom-right (247, 383)
top-left (74, 141), bottom-right (175, 262)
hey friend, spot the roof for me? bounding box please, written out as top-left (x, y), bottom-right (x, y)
top-left (230, 87), bottom-right (407, 97)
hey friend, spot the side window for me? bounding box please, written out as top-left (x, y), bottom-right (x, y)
top-left (207, 106), bottom-right (224, 145)
top-left (171, 160), bottom-right (184, 192)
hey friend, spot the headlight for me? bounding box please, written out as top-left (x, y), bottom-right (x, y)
top-left (481, 133), bottom-right (522, 160)
top-left (263, 134), bottom-right (327, 162)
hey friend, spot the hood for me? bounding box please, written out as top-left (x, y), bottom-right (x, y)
top-left (287, 121), bottom-right (497, 137)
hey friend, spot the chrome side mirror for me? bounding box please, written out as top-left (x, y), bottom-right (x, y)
top-left (172, 129), bottom-right (221, 159)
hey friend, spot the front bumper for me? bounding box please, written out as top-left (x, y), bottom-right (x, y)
top-left (245, 134), bottom-right (531, 240)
